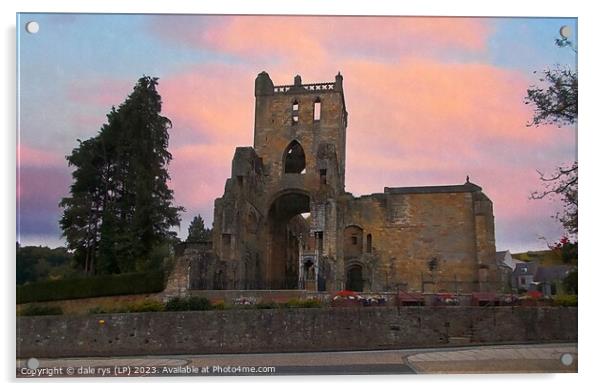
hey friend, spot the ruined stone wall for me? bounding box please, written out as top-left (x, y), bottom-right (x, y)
top-left (201, 72), bottom-right (497, 292)
top-left (17, 307), bottom-right (577, 358)
top-left (339, 186), bottom-right (496, 292)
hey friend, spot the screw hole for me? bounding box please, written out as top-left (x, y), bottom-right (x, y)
top-left (25, 21), bottom-right (39, 34)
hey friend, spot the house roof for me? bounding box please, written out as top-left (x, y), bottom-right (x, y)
top-left (512, 261), bottom-right (538, 276)
top-left (496, 250), bottom-right (517, 270)
top-left (495, 251), bottom-right (508, 263)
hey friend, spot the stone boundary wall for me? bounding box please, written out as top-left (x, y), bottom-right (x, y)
top-left (16, 293), bottom-right (162, 316)
top-left (17, 307), bottom-right (577, 358)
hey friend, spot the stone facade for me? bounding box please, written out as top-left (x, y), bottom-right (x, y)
top-left (187, 72), bottom-right (498, 293)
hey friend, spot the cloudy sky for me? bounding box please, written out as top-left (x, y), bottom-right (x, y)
top-left (17, 14), bottom-right (577, 252)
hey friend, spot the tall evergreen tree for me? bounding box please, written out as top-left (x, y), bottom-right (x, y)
top-left (187, 215), bottom-right (212, 242)
top-left (60, 76), bottom-right (183, 274)
top-left (59, 137), bottom-right (106, 274)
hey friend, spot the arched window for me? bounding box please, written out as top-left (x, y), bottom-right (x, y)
top-left (283, 140), bottom-right (306, 174)
top-left (366, 234), bottom-right (372, 253)
top-left (292, 100), bottom-right (299, 125)
top-left (313, 97), bottom-right (321, 121)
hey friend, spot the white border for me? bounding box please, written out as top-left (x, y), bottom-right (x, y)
top-left (3, 1), bottom-right (600, 390)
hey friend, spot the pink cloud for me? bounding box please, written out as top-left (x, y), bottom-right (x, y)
top-left (160, 64), bottom-right (255, 146)
top-left (169, 143), bottom-right (235, 209)
top-left (18, 144), bottom-right (64, 167)
top-left (159, 63), bottom-right (260, 215)
top-left (153, 54), bottom-right (575, 250)
top-left (29, 15), bottom-right (570, 250)
top-left (151, 16), bottom-right (491, 63)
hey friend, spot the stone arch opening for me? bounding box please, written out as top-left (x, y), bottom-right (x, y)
top-left (346, 264), bottom-right (364, 292)
top-left (266, 191), bottom-right (310, 289)
top-left (283, 140), bottom-right (306, 174)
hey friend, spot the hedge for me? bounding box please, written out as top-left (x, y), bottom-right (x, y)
top-left (164, 296), bottom-right (212, 311)
top-left (19, 304), bottom-right (63, 316)
top-left (16, 270), bottom-right (166, 304)
top-left (553, 294), bottom-right (578, 307)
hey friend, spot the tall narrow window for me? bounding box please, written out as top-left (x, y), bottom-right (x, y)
top-left (283, 140), bottom-right (306, 173)
top-left (319, 169), bottom-right (327, 184)
top-left (292, 100), bottom-right (299, 125)
top-left (316, 231), bottom-right (324, 252)
top-left (313, 97), bottom-right (321, 121)
top-left (221, 233), bottom-right (232, 260)
top-left (366, 234), bottom-right (372, 253)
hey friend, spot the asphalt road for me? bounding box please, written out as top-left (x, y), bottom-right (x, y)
top-left (16, 342), bottom-right (576, 377)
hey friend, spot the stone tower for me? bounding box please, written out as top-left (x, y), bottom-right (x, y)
top-left (212, 72), bottom-right (348, 290)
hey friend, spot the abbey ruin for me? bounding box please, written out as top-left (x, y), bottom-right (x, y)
top-left (179, 72), bottom-right (498, 293)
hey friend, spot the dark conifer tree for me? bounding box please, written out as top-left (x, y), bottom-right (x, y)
top-left (186, 215), bottom-right (212, 242)
top-left (60, 76), bottom-right (183, 274)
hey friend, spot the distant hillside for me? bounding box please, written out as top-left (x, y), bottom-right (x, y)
top-left (512, 250), bottom-right (564, 266)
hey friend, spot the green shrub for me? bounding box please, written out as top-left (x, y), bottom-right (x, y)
top-left (563, 269), bottom-right (578, 294)
top-left (255, 302), bottom-right (279, 309)
top-left (553, 294), bottom-right (578, 307)
top-left (284, 298), bottom-right (322, 308)
top-left (187, 296), bottom-right (212, 311)
top-left (164, 297), bottom-right (184, 311)
top-left (212, 301), bottom-right (227, 311)
top-left (164, 296), bottom-right (212, 311)
top-left (123, 299), bottom-right (165, 313)
top-left (88, 306), bottom-right (109, 314)
top-left (16, 270), bottom-right (166, 304)
top-left (19, 304), bottom-right (63, 316)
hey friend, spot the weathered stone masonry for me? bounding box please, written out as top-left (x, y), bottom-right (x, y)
top-left (184, 72), bottom-right (498, 293)
top-left (17, 307), bottom-right (577, 358)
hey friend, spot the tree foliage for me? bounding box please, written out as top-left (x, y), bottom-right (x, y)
top-left (16, 242), bottom-right (77, 284)
top-left (563, 269), bottom-right (577, 295)
top-left (525, 67), bottom-right (577, 127)
top-left (525, 37), bottom-right (578, 235)
top-left (186, 214), bottom-right (212, 242)
top-left (531, 162), bottom-right (578, 235)
top-left (60, 76), bottom-right (183, 275)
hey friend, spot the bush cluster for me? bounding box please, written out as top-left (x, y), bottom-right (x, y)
top-left (16, 270), bottom-right (166, 304)
top-left (283, 298), bottom-right (322, 308)
top-left (553, 294), bottom-right (578, 307)
top-left (255, 302), bottom-right (279, 309)
top-left (164, 296), bottom-right (212, 311)
top-left (87, 299), bottom-right (165, 314)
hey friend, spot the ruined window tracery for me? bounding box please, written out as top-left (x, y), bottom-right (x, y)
top-left (283, 140), bottom-right (306, 174)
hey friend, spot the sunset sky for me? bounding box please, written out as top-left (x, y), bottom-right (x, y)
top-left (17, 14), bottom-right (577, 252)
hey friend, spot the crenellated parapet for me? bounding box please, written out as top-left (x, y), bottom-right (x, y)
top-left (273, 82), bottom-right (337, 94)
